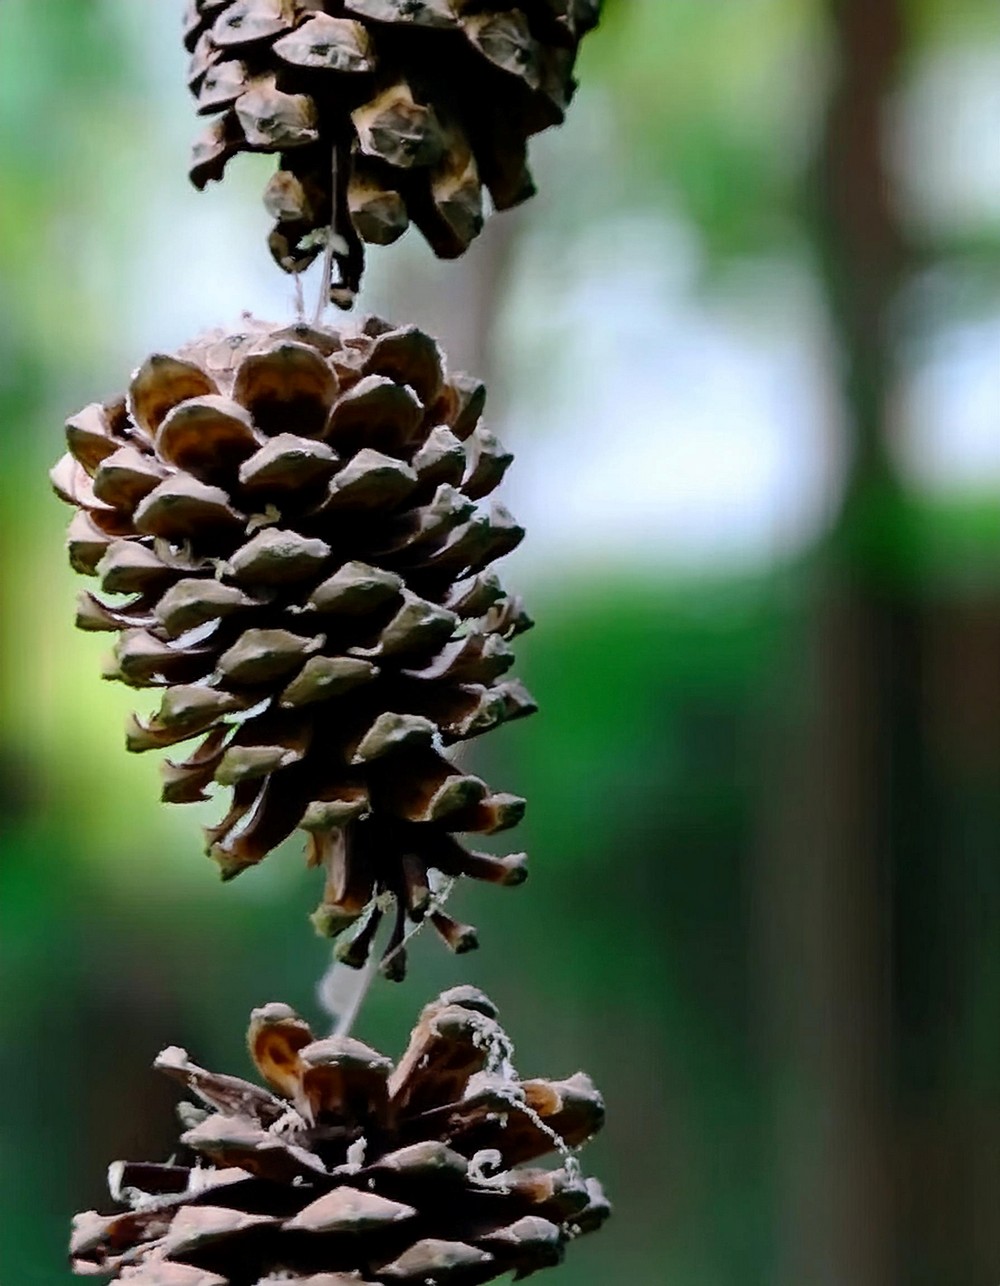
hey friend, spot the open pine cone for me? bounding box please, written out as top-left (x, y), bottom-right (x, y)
top-left (71, 987), bottom-right (609, 1284)
top-left (51, 317), bottom-right (535, 977)
top-left (185, 0), bottom-right (603, 304)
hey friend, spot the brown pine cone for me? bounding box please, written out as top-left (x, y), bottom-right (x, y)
top-left (51, 318), bottom-right (535, 977)
top-left (184, 0), bottom-right (603, 305)
top-left (71, 987), bottom-right (609, 1284)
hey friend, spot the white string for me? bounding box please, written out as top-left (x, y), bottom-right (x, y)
top-left (332, 951), bottom-right (378, 1039)
top-left (378, 875), bottom-right (457, 976)
top-left (313, 143), bottom-right (340, 325)
top-left (474, 1015), bottom-right (584, 1179)
top-left (319, 876), bottom-right (459, 1037)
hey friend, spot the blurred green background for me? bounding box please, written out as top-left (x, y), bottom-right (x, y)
top-left (2, 1), bottom-right (1000, 1282)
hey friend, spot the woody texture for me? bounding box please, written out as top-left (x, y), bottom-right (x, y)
top-left (51, 317), bottom-right (535, 978)
top-left (185, 0), bottom-right (603, 303)
top-left (71, 987), bottom-right (608, 1285)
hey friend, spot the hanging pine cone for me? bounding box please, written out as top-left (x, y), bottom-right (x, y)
top-left (71, 986), bottom-right (609, 1284)
top-left (51, 317), bottom-right (535, 977)
top-left (184, 0), bottom-right (603, 305)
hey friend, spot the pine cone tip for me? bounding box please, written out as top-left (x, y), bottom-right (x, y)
top-left (184, 0), bottom-right (604, 298)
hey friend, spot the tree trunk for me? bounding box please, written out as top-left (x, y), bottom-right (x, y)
top-left (758, 1), bottom-right (908, 1281)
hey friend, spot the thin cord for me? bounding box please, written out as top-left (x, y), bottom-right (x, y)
top-left (319, 878), bottom-right (457, 1038)
top-left (378, 877), bottom-right (456, 975)
top-left (477, 1011), bottom-right (585, 1179)
top-left (313, 142), bottom-right (340, 325)
top-left (332, 951), bottom-right (378, 1039)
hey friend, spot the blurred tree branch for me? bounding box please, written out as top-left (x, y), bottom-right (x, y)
top-left (763, 1), bottom-right (908, 1283)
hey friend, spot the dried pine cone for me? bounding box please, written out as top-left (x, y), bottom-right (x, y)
top-left (72, 987), bottom-right (609, 1284)
top-left (51, 317), bottom-right (535, 977)
top-left (185, 0), bottom-right (603, 305)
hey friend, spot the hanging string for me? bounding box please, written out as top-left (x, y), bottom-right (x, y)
top-left (319, 878), bottom-right (457, 1038)
top-left (378, 876), bottom-right (456, 976)
top-left (330, 951), bottom-right (378, 1039)
top-left (311, 135), bottom-right (364, 321)
top-left (313, 142), bottom-right (341, 325)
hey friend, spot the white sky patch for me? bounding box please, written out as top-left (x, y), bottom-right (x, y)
top-left (499, 220), bottom-right (842, 573)
top-left (893, 45), bottom-right (1000, 236)
top-left (899, 315), bottom-right (1000, 492)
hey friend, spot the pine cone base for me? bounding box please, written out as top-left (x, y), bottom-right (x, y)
top-left (72, 988), bottom-right (609, 1284)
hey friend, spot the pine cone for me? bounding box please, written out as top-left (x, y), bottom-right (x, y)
top-left (71, 987), bottom-right (609, 1284)
top-left (51, 318), bottom-right (535, 976)
top-left (184, 0), bottom-right (603, 305)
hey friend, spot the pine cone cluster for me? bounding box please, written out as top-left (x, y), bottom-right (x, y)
top-left (185, 0), bottom-right (603, 304)
top-left (51, 317), bottom-right (535, 976)
top-left (59, 3), bottom-right (612, 1276)
top-left (72, 987), bottom-right (608, 1285)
